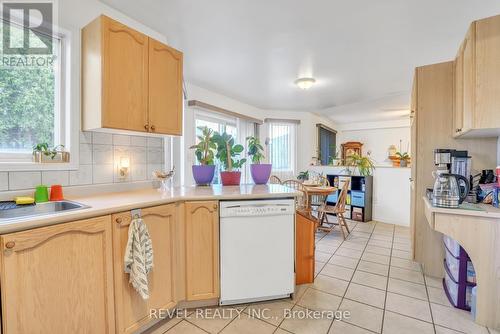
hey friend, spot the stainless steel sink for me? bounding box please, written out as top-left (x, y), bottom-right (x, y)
top-left (0, 200), bottom-right (90, 221)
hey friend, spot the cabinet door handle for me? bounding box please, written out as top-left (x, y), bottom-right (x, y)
top-left (5, 241), bottom-right (15, 249)
top-left (115, 218), bottom-right (122, 224)
top-left (144, 124), bottom-right (149, 131)
top-left (213, 203), bottom-right (218, 210)
top-left (150, 125), bottom-right (156, 132)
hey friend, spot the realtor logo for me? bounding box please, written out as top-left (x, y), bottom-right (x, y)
top-left (2, 1), bottom-right (53, 55)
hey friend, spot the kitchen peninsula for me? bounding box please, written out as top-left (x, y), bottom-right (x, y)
top-left (423, 197), bottom-right (500, 329)
top-left (0, 185), bottom-right (298, 334)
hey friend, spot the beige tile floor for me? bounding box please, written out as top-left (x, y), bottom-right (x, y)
top-left (146, 220), bottom-right (496, 334)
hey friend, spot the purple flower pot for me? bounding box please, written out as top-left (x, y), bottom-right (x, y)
top-left (250, 164), bottom-right (272, 184)
top-left (192, 165), bottom-right (215, 185)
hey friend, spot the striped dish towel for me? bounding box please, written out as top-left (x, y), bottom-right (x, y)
top-left (124, 217), bottom-right (154, 300)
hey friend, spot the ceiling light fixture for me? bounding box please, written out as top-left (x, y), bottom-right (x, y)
top-left (295, 77), bottom-right (316, 90)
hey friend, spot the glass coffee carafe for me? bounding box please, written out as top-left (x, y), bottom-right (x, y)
top-left (432, 172), bottom-right (470, 208)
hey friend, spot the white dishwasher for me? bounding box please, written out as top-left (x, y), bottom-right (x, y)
top-left (219, 198), bottom-right (295, 306)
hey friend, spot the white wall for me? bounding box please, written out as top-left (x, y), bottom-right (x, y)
top-left (337, 119), bottom-right (411, 166)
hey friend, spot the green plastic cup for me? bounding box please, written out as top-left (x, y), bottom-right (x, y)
top-left (34, 185), bottom-right (49, 203)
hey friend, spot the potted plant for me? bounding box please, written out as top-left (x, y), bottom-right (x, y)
top-left (297, 170), bottom-right (310, 181)
top-left (189, 126), bottom-right (216, 185)
top-left (213, 132), bottom-right (247, 186)
top-left (396, 151), bottom-right (410, 167)
top-left (328, 145), bottom-right (341, 166)
top-left (32, 143), bottom-right (69, 163)
top-left (346, 153), bottom-right (376, 176)
top-left (246, 136), bottom-right (272, 184)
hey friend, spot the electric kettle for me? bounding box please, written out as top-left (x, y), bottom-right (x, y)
top-left (432, 173), bottom-right (470, 208)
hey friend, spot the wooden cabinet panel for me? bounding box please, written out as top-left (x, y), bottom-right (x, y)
top-left (149, 38), bottom-right (183, 135)
top-left (475, 16), bottom-right (500, 129)
top-left (0, 216), bottom-right (115, 334)
top-left (185, 201), bottom-right (219, 301)
top-left (102, 17), bottom-right (149, 132)
top-left (462, 24), bottom-right (475, 134)
top-left (453, 46), bottom-right (464, 135)
top-left (112, 204), bottom-right (178, 334)
top-left (295, 212), bottom-right (315, 284)
top-left (82, 15), bottom-right (184, 136)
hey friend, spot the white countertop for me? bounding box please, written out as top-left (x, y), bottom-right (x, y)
top-left (0, 184), bottom-right (299, 234)
top-left (423, 196), bottom-right (500, 219)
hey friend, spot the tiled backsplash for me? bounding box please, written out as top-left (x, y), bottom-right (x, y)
top-left (0, 132), bottom-right (165, 191)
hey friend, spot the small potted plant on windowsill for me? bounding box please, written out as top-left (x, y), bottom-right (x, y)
top-left (396, 151), bottom-right (410, 167)
top-left (213, 132), bottom-right (247, 186)
top-left (32, 143), bottom-right (70, 163)
top-left (189, 126), bottom-right (216, 185)
top-left (246, 136), bottom-right (272, 184)
top-left (328, 145), bottom-right (341, 166)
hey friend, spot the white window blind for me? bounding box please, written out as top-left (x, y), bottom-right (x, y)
top-left (266, 121), bottom-right (297, 180)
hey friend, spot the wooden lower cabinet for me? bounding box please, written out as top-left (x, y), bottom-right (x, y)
top-left (0, 216), bottom-right (115, 334)
top-left (112, 204), bottom-right (179, 334)
top-left (295, 212), bottom-right (315, 284)
top-left (185, 201), bottom-right (220, 301)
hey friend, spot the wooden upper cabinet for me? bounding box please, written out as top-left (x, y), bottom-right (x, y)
top-left (453, 15), bottom-right (500, 137)
top-left (474, 15), bottom-right (500, 130)
top-left (103, 17), bottom-right (149, 132)
top-left (184, 201), bottom-right (220, 301)
top-left (82, 15), bottom-right (184, 136)
top-left (462, 24), bottom-right (475, 134)
top-left (453, 43), bottom-right (464, 136)
top-left (112, 204), bottom-right (178, 334)
top-left (0, 216), bottom-right (115, 334)
top-left (149, 38), bottom-right (183, 135)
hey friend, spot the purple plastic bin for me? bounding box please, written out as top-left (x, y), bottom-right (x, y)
top-left (442, 237), bottom-right (476, 311)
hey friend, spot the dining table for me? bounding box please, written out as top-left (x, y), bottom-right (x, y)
top-left (301, 184), bottom-right (338, 222)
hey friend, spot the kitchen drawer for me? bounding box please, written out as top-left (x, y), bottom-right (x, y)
top-left (444, 270), bottom-right (473, 309)
top-left (351, 191), bottom-right (365, 207)
top-left (445, 250), bottom-right (460, 282)
top-left (443, 235), bottom-right (461, 257)
top-left (444, 246), bottom-right (476, 284)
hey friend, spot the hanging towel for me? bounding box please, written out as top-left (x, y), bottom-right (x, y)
top-left (124, 217), bottom-right (154, 300)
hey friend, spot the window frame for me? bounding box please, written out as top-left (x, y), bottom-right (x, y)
top-left (0, 19), bottom-right (78, 171)
top-left (265, 120), bottom-right (298, 177)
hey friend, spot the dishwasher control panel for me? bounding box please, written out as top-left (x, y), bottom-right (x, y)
top-left (219, 199), bottom-right (295, 217)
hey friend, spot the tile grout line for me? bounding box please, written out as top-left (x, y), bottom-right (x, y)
top-left (422, 273), bottom-right (438, 334)
top-left (380, 224), bottom-right (395, 334)
top-left (325, 221), bottom-right (379, 334)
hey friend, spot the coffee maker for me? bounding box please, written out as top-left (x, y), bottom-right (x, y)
top-left (432, 149), bottom-right (470, 208)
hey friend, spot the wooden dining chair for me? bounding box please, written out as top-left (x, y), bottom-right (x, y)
top-left (269, 175), bottom-right (282, 184)
top-left (310, 175), bottom-right (331, 213)
top-left (317, 180), bottom-right (351, 239)
top-left (281, 179), bottom-right (308, 212)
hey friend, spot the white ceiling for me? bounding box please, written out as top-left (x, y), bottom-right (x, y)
top-left (100, 0), bottom-right (500, 123)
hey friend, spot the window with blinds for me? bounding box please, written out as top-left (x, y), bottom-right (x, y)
top-left (317, 124), bottom-right (337, 165)
top-left (266, 121), bottom-right (297, 179)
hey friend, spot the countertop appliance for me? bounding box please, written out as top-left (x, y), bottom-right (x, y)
top-left (433, 173), bottom-right (470, 208)
top-left (219, 198), bottom-right (295, 305)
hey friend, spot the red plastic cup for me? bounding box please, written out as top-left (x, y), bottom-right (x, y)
top-left (50, 185), bottom-right (64, 201)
